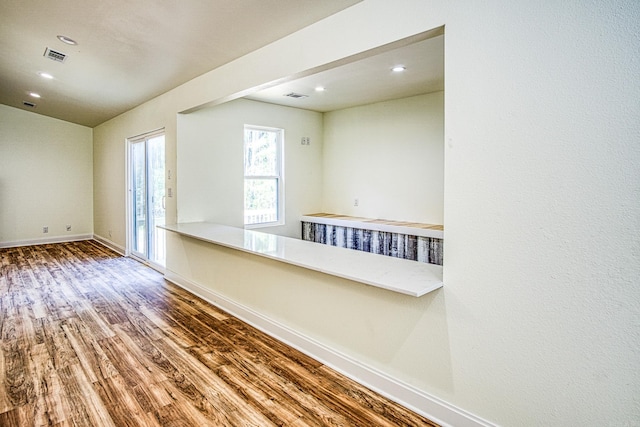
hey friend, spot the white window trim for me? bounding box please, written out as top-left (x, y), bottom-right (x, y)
top-left (243, 125), bottom-right (285, 229)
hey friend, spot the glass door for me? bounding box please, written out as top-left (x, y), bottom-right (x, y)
top-left (129, 131), bottom-right (165, 268)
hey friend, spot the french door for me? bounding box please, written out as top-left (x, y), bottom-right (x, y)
top-left (128, 130), bottom-right (165, 268)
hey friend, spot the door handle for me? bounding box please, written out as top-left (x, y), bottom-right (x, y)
top-left (162, 196), bottom-right (166, 210)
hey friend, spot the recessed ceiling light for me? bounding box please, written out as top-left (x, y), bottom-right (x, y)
top-left (392, 66), bottom-right (406, 72)
top-left (57, 35), bottom-right (77, 45)
top-left (29, 92), bottom-right (41, 98)
top-left (39, 72), bottom-right (54, 79)
top-left (315, 86), bottom-right (326, 92)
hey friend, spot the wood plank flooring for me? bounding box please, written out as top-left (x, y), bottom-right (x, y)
top-left (0, 240), bottom-right (438, 426)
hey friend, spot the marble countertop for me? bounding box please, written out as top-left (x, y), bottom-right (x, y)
top-left (161, 222), bottom-right (443, 297)
top-left (301, 213), bottom-right (444, 239)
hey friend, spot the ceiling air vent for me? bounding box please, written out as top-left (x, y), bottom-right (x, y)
top-left (43, 47), bottom-right (67, 63)
top-left (23, 101), bottom-right (36, 108)
top-left (284, 92), bottom-right (308, 99)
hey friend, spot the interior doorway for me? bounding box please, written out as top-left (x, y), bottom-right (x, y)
top-left (127, 130), bottom-right (166, 269)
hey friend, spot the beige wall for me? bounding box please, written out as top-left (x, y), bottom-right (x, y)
top-left (0, 104), bottom-right (93, 245)
top-left (322, 92), bottom-right (444, 224)
top-left (92, 0), bottom-right (640, 425)
top-left (178, 93), bottom-right (444, 237)
top-left (177, 98), bottom-right (324, 238)
top-left (93, 98), bottom-right (178, 251)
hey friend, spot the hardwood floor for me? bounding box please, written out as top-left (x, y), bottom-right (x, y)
top-left (0, 241), bottom-right (438, 426)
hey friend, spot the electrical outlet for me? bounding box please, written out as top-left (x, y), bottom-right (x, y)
top-left (66, 225), bottom-right (71, 232)
top-left (301, 137), bottom-right (310, 145)
top-left (354, 198), bottom-right (359, 207)
top-left (43, 226), bottom-right (48, 233)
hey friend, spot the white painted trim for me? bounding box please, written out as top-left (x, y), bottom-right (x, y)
top-left (125, 136), bottom-right (132, 257)
top-left (164, 270), bottom-right (497, 427)
top-left (92, 234), bottom-right (126, 255)
top-left (129, 251), bottom-right (166, 275)
top-left (93, 235), bottom-right (163, 274)
top-left (0, 234), bottom-right (93, 248)
top-left (243, 125), bottom-right (285, 229)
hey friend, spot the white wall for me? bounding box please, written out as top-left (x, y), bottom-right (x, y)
top-left (179, 93), bottom-right (443, 235)
top-left (442, 2), bottom-right (639, 424)
top-left (92, 0), bottom-right (640, 425)
top-left (0, 104), bottom-right (93, 245)
top-left (178, 98), bottom-right (324, 238)
top-left (322, 92), bottom-right (444, 224)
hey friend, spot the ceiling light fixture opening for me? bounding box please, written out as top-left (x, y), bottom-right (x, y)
top-left (39, 72), bottom-right (54, 79)
top-left (315, 86), bottom-right (326, 92)
top-left (57, 35), bottom-right (77, 45)
top-left (392, 66), bottom-right (406, 72)
top-left (29, 92), bottom-right (41, 98)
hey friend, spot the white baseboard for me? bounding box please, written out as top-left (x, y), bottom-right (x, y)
top-left (164, 270), bottom-right (497, 427)
top-left (92, 234), bottom-right (126, 255)
top-left (0, 234), bottom-right (93, 249)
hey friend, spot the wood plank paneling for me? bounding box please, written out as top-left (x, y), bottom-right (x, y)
top-left (0, 241), bottom-right (438, 427)
top-left (302, 221), bottom-right (444, 265)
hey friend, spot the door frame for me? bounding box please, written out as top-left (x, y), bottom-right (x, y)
top-left (125, 128), bottom-right (165, 272)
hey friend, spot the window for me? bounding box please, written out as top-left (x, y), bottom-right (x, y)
top-left (244, 125), bottom-right (284, 227)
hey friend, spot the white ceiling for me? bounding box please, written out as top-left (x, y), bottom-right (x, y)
top-left (245, 33), bottom-right (444, 112)
top-left (0, 0), bottom-right (361, 127)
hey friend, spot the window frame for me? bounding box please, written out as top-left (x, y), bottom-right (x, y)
top-left (243, 125), bottom-right (285, 228)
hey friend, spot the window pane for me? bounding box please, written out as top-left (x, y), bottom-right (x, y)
top-left (244, 128), bottom-right (278, 176)
top-left (147, 135), bottom-right (165, 266)
top-left (131, 141), bottom-right (146, 255)
top-left (244, 178), bottom-right (278, 225)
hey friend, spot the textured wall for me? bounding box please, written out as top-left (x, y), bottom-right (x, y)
top-left (94, 0), bottom-right (640, 425)
top-left (322, 92), bottom-right (444, 224)
top-left (0, 105), bottom-right (93, 245)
